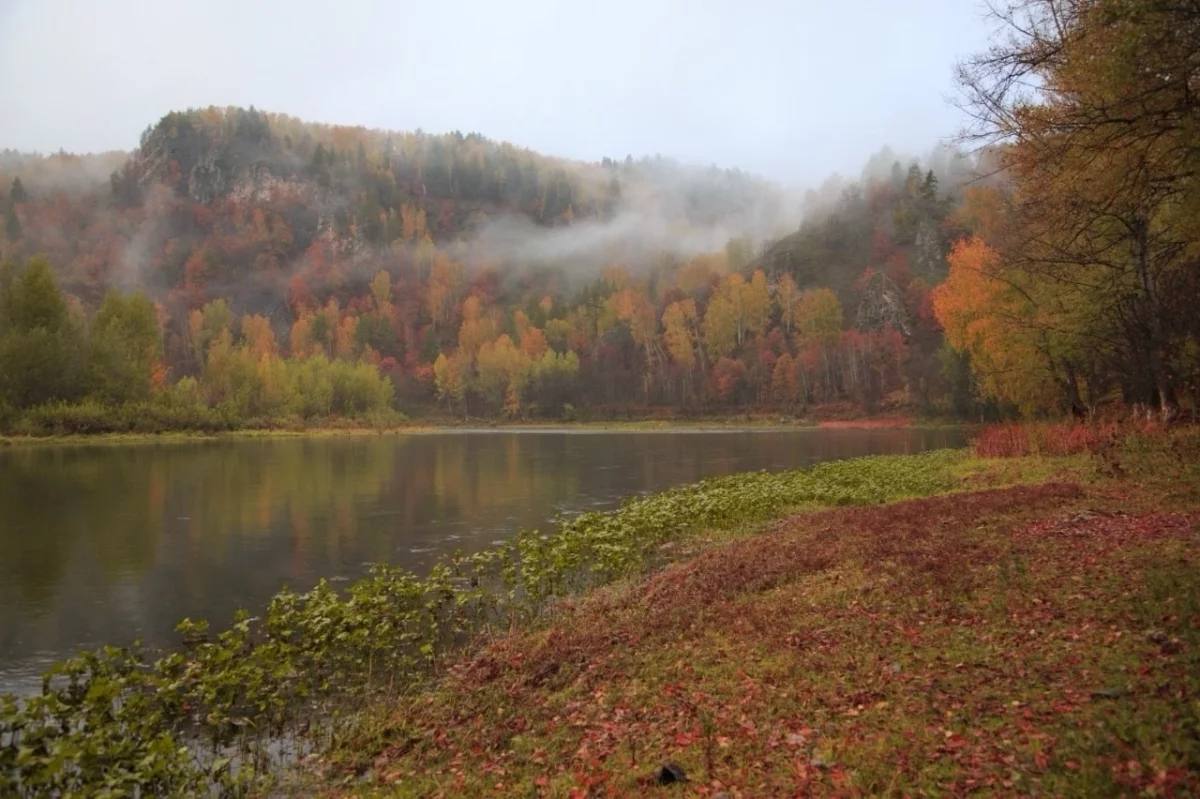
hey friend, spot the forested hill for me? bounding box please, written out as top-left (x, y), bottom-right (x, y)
top-left (6, 107), bottom-right (784, 304)
top-left (0, 106), bottom-right (995, 424)
top-left (122, 108), bottom-right (779, 227)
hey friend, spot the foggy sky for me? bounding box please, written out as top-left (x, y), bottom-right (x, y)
top-left (0, 0), bottom-right (993, 186)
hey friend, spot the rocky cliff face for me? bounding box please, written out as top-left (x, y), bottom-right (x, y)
top-left (856, 269), bottom-right (911, 337)
top-left (132, 108), bottom-right (295, 203)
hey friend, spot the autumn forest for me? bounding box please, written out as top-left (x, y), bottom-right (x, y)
top-left (1, 0), bottom-right (1197, 433)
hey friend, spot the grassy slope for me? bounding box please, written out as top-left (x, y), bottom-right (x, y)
top-left (315, 443), bottom-right (1200, 797)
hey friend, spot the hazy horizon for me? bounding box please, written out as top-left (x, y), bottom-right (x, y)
top-left (0, 0), bottom-right (993, 186)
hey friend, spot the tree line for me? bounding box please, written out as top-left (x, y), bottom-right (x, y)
top-left (0, 258), bottom-right (394, 434)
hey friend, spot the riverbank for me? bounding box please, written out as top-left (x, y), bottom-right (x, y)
top-left (308, 430), bottom-right (1200, 797)
top-left (0, 413), bottom-right (955, 447)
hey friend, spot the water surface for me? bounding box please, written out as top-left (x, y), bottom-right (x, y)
top-left (0, 426), bottom-right (965, 694)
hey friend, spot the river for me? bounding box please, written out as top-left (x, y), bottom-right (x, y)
top-left (0, 426), bottom-right (966, 694)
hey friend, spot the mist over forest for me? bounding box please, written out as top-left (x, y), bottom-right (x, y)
top-left (0, 105), bottom-right (997, 424)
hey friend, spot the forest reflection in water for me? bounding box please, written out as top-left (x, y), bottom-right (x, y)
top-left (0, 426), bottom-right (966, 693)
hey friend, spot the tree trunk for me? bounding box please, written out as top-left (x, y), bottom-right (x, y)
top-left (1131, 217), bottom-right (1178, 420)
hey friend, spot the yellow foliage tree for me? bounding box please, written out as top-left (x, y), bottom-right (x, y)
top-left (240, 314), bottom-right (277, 361)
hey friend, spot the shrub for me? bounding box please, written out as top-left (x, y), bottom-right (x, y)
top-left (329, 359), bottom-right (393, 415)
top-left (973, 420), bottom-right (1164, 458)
top-left (15, 399), bottom-right (126, 435)
top-left (6, 396), bottom-right (238, 436)
top-left (973, 423), bottom-right (1032, 457)
top-left (1, 357), bottom-right (400, 437)
top-left (284, 356), bottom-right (334, 418)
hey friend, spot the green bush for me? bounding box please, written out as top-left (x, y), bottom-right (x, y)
top-left (283, 356), bottom-right (333, 418)
top-left (6, 397), bottom-right (235, 436)
top-left (1, 359), bottom-right (401, 437)
top-left (14, 399), bottom-right (126, 435)
top-left (329, 359), bottom-right (394, 415)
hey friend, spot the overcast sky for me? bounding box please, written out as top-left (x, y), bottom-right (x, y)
top-left (0, 0), bottom-right (994, 186)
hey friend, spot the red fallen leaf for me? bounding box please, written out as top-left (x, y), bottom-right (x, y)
top-left (1151, 766), bottom-right (1190, 790)
top-left (791, 760), bottom-right (813, 783)
top-left (942, 734), bottom-right (968, 750)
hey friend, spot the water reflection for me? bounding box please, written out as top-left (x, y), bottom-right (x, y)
top-left (0, 427), bottom-right (965, 693)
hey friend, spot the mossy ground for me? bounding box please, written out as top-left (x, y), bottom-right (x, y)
top-left (316, 439), bottom-right (1200, 797)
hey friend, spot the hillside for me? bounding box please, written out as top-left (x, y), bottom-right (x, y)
top-left (3, 107), bottom-right (785, 308)
top-left (0, 107), bottom-right (996, 430)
